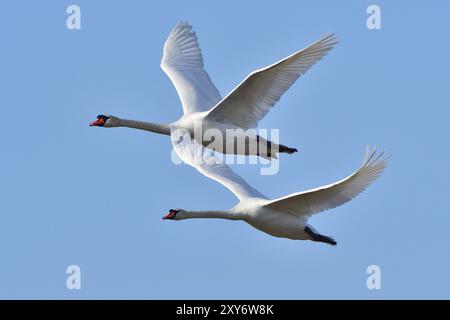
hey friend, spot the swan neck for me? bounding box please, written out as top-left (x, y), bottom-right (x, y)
top-left (117, 118), bottom-right (170, 135)
top-left (185, 210), bottom-right (241, 220)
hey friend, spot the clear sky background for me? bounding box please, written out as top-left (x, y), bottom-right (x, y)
top-left (0, 1), bottom-right (449, 299)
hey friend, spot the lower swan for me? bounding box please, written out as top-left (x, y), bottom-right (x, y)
top-left (164, 129), bottom-right (389, 245)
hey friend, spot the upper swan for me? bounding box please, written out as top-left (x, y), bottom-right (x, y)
top-left (90, 21), bottom-right (337, 159)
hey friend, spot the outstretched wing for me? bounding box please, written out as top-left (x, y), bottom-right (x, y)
top-left (205, 34), bottom-right (337, 129)
top-left (161, 22), bottom-right (222, 114)
top-left (171, 128), bottom-right (266, 201)
top-left (264, 146), bottom-right (388, 218)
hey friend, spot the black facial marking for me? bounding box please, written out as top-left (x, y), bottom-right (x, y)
top-left (97, 115), bottom-right (110, 121)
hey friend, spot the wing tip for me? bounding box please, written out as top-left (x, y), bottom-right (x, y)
top-left (173, 20), bottom-right (193, 31)
top-left (361, 145), bottom-right (390, 174)
top-left (318, 33), bottom-right (339, 48)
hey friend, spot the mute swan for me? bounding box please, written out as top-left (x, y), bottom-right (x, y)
top-left (90, 22), bottom-right (337, 159)
top-left (164, 129), bottom-right (388, 245)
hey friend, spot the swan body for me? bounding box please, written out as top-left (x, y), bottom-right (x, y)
top-left (90, 22), bottom-right (338, 158)
top-left (165, 129), bottom-right (389, 245)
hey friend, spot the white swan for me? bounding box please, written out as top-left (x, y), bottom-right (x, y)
top-left (90, 21), bottom-right (337, 159)
top-left (164, 129), bottom-right (388, 245)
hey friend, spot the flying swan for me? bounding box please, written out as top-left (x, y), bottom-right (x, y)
top-left (90, 21), bottom-right (337, 159)
top-left (164, 129), bottom-right (388, 245)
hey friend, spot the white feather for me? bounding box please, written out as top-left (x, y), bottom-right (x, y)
top-left (205, 34), bottom-right (337, 128)
top-left (264, 146), bottom-right (389, 218)
top-left (171, 128), bottom-right (266, 201)
top-left (161, 21), bottom-right (222, 114)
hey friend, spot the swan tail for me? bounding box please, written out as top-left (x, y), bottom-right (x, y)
top-left (305, 226), bottom-right (337, 246)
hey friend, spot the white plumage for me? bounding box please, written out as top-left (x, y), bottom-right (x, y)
top-left (88, 22), bottom-right (388, 245)
top-left (91, 21), bottom-right (337, 159)
top-left (161, 21), bottom-right (222, 114)
top-left (167, 129), bottom-right (388, 245)
top-left (171, 128), bottom-right (267, 201)
top-left (205, 33), bottom-right (337, 129)
top-left (264, 146), bottom-right (388, 218)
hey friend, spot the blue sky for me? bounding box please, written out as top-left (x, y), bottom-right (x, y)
top-left (0, 1), bottom-right (449, 299)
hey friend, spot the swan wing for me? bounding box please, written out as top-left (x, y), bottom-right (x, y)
top-left (205, 34), bottom-right (337, 129)
top-left (161, 22), bottom-right (222, 114)
top-left (171, 128), bottom-right (266, 201)
top-left (264, 146), bottom-right (388, 218)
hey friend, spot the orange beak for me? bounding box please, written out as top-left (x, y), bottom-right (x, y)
top-left (163, 211), bottom-right (177, 220)
top-left (90, 118), bottom-right (105, 126)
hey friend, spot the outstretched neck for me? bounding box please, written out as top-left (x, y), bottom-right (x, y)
top-left (184, 210), bottom-right (243, 221)
top-left (117, 118), bottom-right (171, 135)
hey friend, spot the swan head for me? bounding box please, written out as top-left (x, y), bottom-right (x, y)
top-left (89, 114), bottom-right (118, 127)
top-left (162, 208), bottom-right (186, 220)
